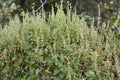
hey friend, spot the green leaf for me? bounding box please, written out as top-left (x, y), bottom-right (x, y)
top-left (30, 68), bottom-right (35, 74)
top-left (35, 68), bottom-right (40, 75)
top-left (59, 73), bottom-right (64, 80)
top-left (45, 58), bottom-right (55, 65)
top-left (0, 61), bottom-right (4, 66)
top-left (30, 75), bottom-right (38, 80)
top-left (12, 57), bottom-right (17, 61)
top-left (53, 69), bottom-right (60, 75)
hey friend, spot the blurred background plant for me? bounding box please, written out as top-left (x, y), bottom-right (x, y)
top-left (0, 0), bottom-right (120, 27)
top-left (0, 0), bottom-right (17, 26)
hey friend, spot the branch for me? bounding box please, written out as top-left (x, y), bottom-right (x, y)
top-left (28, 0), bottom-right (47, 15)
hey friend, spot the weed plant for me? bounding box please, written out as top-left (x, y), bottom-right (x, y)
top-left (0, 5), bottom-right (120, 80)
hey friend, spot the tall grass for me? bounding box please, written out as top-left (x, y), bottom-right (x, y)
top-left (0, 5), bottom-right (120, 80)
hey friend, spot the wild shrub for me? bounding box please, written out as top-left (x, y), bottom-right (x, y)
top-left (0, 5), bottom-right (120, 80)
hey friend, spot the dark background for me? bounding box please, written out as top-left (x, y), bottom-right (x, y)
top-left (0, 0), bottom-right (120, 26)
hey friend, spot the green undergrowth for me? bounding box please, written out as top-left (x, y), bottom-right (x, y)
top-left (0, 6), bottom-right (120, 80)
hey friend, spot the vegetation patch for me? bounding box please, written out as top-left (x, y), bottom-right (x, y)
top-left (0, 6), bottom-right (120, 80)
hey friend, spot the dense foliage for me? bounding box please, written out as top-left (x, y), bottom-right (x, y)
top-left (0, 6), bottom-right (120, 79)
